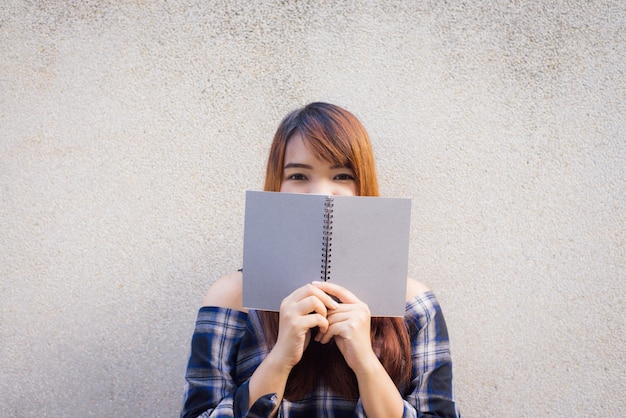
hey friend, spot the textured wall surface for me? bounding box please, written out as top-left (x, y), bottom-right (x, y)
top-left (1, 1), bottom-right (624, 416)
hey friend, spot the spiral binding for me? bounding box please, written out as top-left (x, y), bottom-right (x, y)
top-left (321, 197), bottom-right (334, 281)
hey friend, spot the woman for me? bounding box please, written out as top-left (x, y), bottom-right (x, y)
top-left (182, 102), bottom-right (459, 417)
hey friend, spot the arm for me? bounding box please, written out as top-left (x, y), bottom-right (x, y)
top-left (247, 284), bottom-right (340, 416)
top-left (181, 306), bottom-right (255, 418)
top-left (353, 352), bottom-right (406, 418)
top-left (182, 272), bottom-right (277, 418)
top-left (403, 291), bottom-right (459, 417)
top-left (354, 279), bottom-right (433, 418)
top-left (193, 274), bottom-right (340, 417)
top-left (313, 279), bottom-right (458, 418)
top-left (313, 281), bottom-right (405, 418)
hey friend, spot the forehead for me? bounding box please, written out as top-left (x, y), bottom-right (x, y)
top-left (284, 133), bottom-right (347, 166)
top-left (284, 134), bottom-right (311, 161)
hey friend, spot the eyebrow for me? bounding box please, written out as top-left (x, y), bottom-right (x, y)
top-left (283, 163), bottom-right (313, 170)
top-left (283, 162), bottom-right (351, 170)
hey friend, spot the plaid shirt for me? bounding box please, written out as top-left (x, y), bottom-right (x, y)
top-left (182, 291), bottom-right (458, 417)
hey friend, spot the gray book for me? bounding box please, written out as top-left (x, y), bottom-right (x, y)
top-left (242, 191), bottom-right (411, 317)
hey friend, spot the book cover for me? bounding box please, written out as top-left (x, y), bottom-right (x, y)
top-left (242, 191), bottom-right (411, 317)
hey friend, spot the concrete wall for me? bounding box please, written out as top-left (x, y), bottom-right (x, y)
top-left (1, 1), bottom-right (624, 416)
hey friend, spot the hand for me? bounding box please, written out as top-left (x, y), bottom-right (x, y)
top-left (270, 284), bottom-right (340, 371)
top-left (311, 281), bottom-right (377, 373)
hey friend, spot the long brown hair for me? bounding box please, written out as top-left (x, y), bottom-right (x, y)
top-left (258, 102), bottom-right (411, 400)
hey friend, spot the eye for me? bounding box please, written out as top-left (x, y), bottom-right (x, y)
top-left (286, 173), bottom-right (307, 181)
top-left (334, 173), bottom-right (355, 181)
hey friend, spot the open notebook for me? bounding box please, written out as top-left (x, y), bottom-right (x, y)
top-left (242, 191), bottom-right (411, 317)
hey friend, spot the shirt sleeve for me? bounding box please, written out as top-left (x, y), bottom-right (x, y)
top-left (181, 307), bottom-right (278, 418)
top-left (401, 292), bottom-right (460, 418)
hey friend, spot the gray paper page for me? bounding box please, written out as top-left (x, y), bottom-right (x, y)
top-left (242, 191), bottom-right (327, 311)
top-left (328, 196), bottom-right (411, 317)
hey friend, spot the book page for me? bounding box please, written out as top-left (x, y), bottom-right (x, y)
top-left (329, 195), bottom-right (411, 317)
top-left (242, 191), bottom-right (327, 311)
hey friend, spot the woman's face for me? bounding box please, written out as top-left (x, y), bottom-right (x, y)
top-left (279, 134), bottom-right (357, 196)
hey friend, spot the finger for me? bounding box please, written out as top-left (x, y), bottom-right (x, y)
top-left (294, 283), bottom-right (340, 310)
top-left (294, 295), bottom-right (328, 317)
top-left (282, 284), bottom-right (335, 312)
top-left (317, 321), bottom-right (346, 344)
top-left (308, 284), bottom-right (341, 310)
top-left (320, 305), bottom-right (371, 343)
top-left (303, 313), bottom-right (329, 334)
top-left (311, 281), bottom-right (360, 304)
top-left (325, 309), bottom-right (353, 324)
top-left (315, 310), bottom-right (350, 343)
top-left (328, 303), bottom-right (371, 326)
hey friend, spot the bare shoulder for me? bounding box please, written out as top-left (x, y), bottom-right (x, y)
top-left (406, 277), bottom-right (430, 301)
top-left (202, 270), bottom-right (246, 312)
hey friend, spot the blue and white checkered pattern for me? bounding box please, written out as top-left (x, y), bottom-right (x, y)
top-left (181, 291), bottom-right (458, 417)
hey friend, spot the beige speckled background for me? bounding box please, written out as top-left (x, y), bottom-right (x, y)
top-left (1, 1), bottom-right (624, 416)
